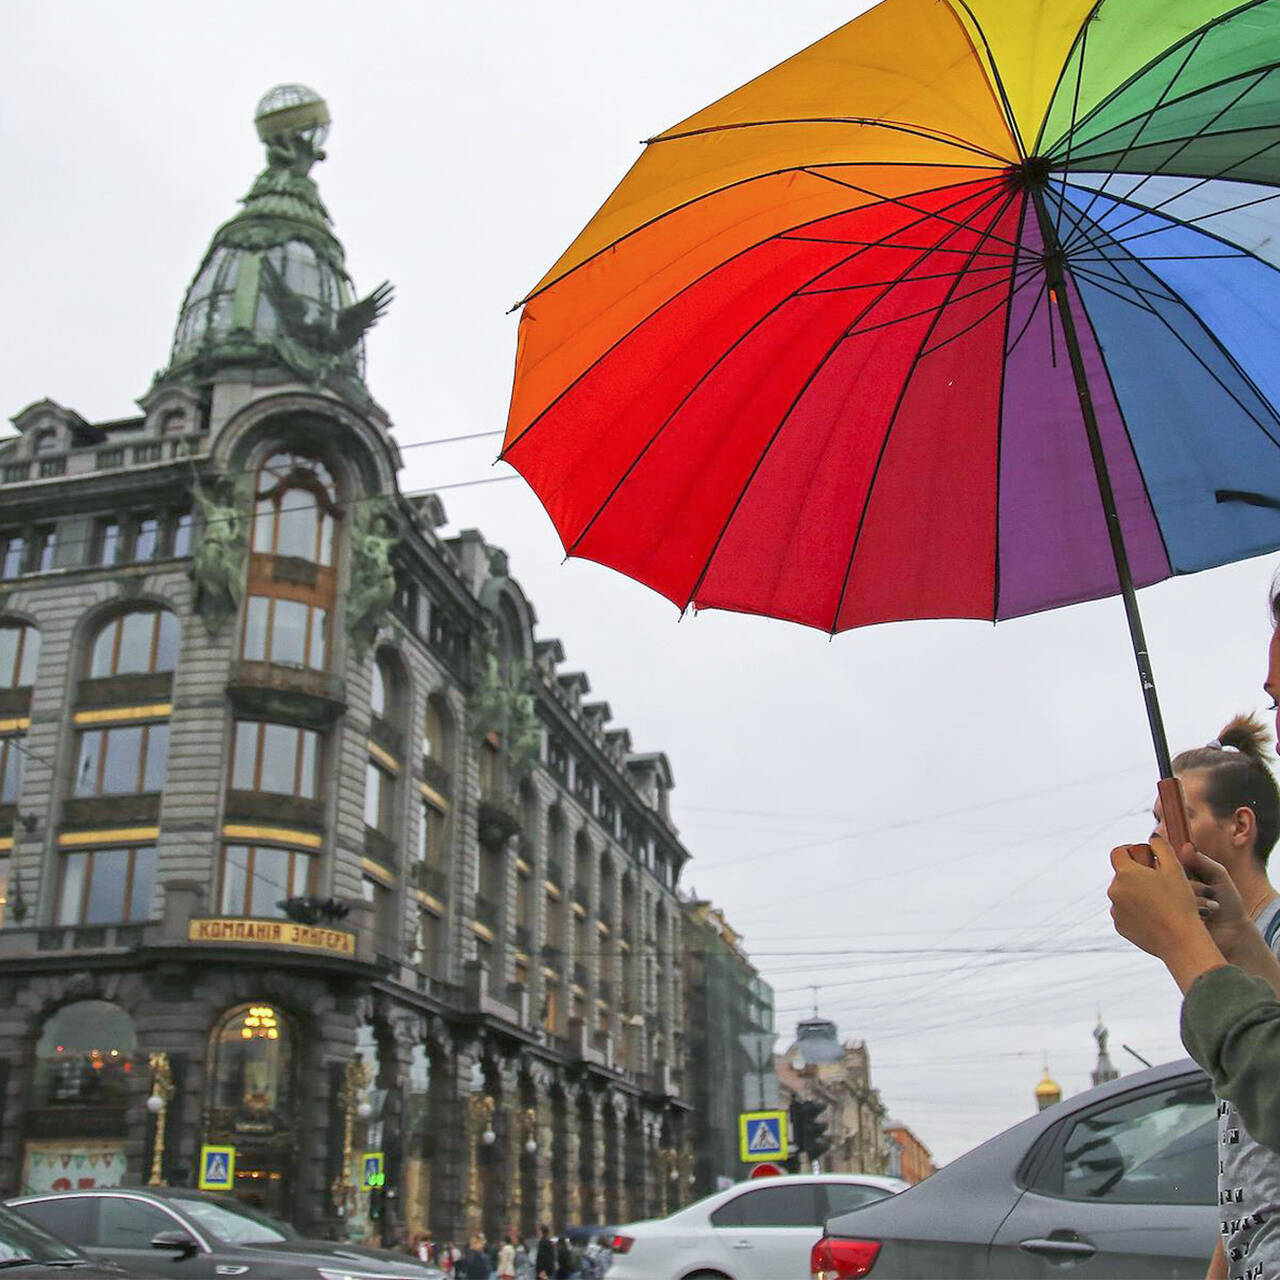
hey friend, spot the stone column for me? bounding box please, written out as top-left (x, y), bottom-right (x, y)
top-left (429, 1032), bottom-right (477, 1244)
top-left (560, 1083), bottom-right (581, 1226)
top-left (604, 1092), bottom-right (628, 1224)
top-left (642, 1115), bottom-right (663, 1222)
top-left (496, 1058), bottom-right (521, 1237)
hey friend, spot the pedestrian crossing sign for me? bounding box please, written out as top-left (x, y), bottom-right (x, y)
top-left (361, 1151), bottom-right (385, 1190)
top-left (198, 1144), bottom-right (235, 1191)
top-left (739, 1110), bottom-right (788, 1163)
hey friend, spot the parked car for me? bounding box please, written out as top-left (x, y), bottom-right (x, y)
top-left (812, 1057), bottom-right (1217, 1279)
top-left (6, 1187), bottom-right (444, 1280)
top-left (607, 1172), bottom-right (907, 1280)
top-left (0, 1198), bottom-right (125, 1277)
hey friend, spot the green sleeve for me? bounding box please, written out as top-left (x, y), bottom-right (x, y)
top-left (1181, 964), bottom-right (1280, 1150)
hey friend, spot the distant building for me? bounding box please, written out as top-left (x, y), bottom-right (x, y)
top-left (1035, 1065), bottom-right (1063, 1111)
top-left (777, 1015), bottom-right (887, 1174)
top-left (681, 897), bottom-right (775, 1193)
top-left (884, 1120), bottom-right (936, 1184)
top-left (1091, 1014), bottom-right (1120, 1087)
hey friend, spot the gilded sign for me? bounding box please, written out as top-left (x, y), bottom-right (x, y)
top-left (188, 917), bottom-right (355, 956)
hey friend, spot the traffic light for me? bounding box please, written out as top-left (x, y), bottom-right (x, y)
top-left (790, 1100), bottom-right (830, 1161)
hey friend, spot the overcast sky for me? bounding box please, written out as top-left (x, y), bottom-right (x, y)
top-left (4, 0), bottom-right (1276, 1167)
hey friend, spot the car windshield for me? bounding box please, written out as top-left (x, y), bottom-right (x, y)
top-left (0, 1204), bottom-right (83, 1264)
top-left (169, 1197), bottom-right (298, 1245)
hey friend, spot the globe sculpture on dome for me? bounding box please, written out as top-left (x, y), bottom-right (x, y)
top-left (159, 84), bottom-right (392, 406)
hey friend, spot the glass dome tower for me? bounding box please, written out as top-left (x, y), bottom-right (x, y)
top-left (163, 85), bottom-right (390, 403)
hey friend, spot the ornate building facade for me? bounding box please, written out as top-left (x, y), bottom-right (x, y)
top-left (0, 85), bottom-right (690, 1243)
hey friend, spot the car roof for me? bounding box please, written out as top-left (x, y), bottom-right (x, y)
top-left (12, 1188), bottom-right (217, 1201)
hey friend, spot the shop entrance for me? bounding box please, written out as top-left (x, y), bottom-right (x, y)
top-left (204, 1004), bottom-right (296, 1222)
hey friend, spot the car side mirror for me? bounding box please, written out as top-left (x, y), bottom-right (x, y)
top-left (150, 1230), bottom-right (199, 1258)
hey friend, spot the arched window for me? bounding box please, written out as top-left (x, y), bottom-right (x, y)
top-left (423, 695), bottom-right (453, 774)
top-left (370, 650), bottom-right (405, 727)
top-left (251, 451), bottom-right (338, 566)
top-left (243, 450), bottom-right (339, 672)
top-left (88, 610), bottom-right (179, 679)
top-left (209, 1004), bottom-right (294, 1119)
top-left (0, 622), bottom-right (39, 688)
top-left (33, 1000), bottom-right (136, 1107)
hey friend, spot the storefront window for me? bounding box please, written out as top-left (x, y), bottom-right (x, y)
top-left (210, 1004), bottom-right (293, 1118)
top-left (32, 1001), bottom-right (136, 1107)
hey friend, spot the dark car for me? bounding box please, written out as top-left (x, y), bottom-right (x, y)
top-left (0, 1198), bottom-right (125, 1277)
top-left (812, 1058), bottom-right (1218, 1279)
top-left (6, 1188), bottom-right (444, 1280)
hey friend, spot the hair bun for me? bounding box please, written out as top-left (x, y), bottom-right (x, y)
top-left (1219, 713), bottom-right (1273, 761)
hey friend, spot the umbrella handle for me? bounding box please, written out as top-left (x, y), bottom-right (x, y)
top-left (1156, 776), bottom-right (1194, 868)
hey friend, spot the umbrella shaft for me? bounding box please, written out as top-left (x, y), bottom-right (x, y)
top-left (1031, 191), bottom-right (1174, 781)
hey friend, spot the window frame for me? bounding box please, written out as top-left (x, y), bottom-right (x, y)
top-left (73, 722), bottom-right (169, 797)
top-left (0, 622), bottom-right (39, 688)
top-left (230, 720), bottom-right (320, 799)
top-left (88, 610), bottom-right (179, 680)
top-left (56, 845), bottom-right (157, 926)
top-left (218, 843), bottom-right (314, 918)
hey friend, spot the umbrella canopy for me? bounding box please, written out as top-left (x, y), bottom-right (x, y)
top-left (503, 0), bottom-right (1280, 640)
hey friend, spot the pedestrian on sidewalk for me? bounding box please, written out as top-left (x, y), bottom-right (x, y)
top-left (496, 1232), bottom-right (516, 1280)
top-left (534, 1224), bottom-right (556, 1280)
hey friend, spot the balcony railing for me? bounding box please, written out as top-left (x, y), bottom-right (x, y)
top-left (421, 755), bottom-right (452, 797)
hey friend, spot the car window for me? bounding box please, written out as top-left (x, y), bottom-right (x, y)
top-left (0, 1203), bottom-right (86, 1263)
top-left (98, 1197), bottom-right (181, 1248)
top-left (1058, 1077), bottom-right (1216, 1205)
top-left (12, 1197), bottom-right (96, 1246)
top-left (710, 1184), bottom-right (822, 1228)
top-left (822, 1182), bottom-right (895, 1217)
top-left (170, 1196), bottom-right (294, 1244)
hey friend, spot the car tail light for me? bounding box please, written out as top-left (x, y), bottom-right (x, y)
top-left (811, 1235), bottom-right (881, 1279)
top-left (610, 1234), bottom-right (635, 1255)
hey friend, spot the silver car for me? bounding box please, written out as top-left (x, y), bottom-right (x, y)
top-left (814, 1058), bottom-right (1217, 1278)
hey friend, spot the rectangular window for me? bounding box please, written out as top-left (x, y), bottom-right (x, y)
top-left (218, 843), bottom-right (312, 917)
top-left (1, 534), bottom-right (24, 580)
top-left (364, 760), bottom-right (395, 833)
top-left (413, 907), bottom-right (439, 972)
top-left (0, 850), bottom-right (8, 928)
top-left (94, 520), bottom-right (121, 567)
top-left (132, 516), bottom-right (159, 562)
top-left (74, 723), bottom-right (169, 796)
top-left (364, 876), bottom-right (396, 955)
top-left (32, 528), bottom-right (56, 573)
top-left (169, 511), bottom-right (193, 558)
top-left (241, 596), bottom-right (328, 670)
top-left (0, 737), bottom-right (23, 805)
top-left (57, 845), bottom-right (156, 926)
top-left (418, 797), bottom-right (447, 866)
top-left (231, 720), bottom-right (320, 798)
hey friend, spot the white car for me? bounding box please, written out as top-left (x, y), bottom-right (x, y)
top-left (606, 1172), bottom-right (908, 1280)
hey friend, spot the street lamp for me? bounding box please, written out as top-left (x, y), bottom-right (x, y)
top-left (146, 1052), bottom-right (175, 1186)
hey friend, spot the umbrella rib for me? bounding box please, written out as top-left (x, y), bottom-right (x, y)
top-left (1065, 26), bottom-right (1211, 240)
top-left (1004, 277), bottom-right (1051, 359)
top-left (504, 173), bottom-right (1006, 457)
top-left (514, 161), bottom-right (1000, 311)
top-left (1032, 1), bottom-right (1102, 157)
top-left (1086, 184), bottom-right (1280, 253)
top-left (799, 167), bottom-right (1024, 251)
top-left (945, 0), bottom-right (1027, 160)
top-left (1051, 10), bottom-right (1095, 242)
top-left (1061, 122), bottom-right (1280, 251)
top-left (828, 188), bottom-right (1023, 636)
top-left (918, 266), bottom-right (1044, 359)
top-left (1042, 0), bottom-right (1270, 154)
top-left (648, 117), bottom-right (1012, 166)
top-left (678, 184), bottom-right (1019, 617)
top-left (798, 262), bottom-right (1013, 293)
top-left (1062, 67), bottom-right (1275, 254)
top-left (562, 180), bottom-right (1018, 561)
top-left (991, 198), bottom-right (1031, 621)
top-left (782, 235), bottom-right (1011, 258)
top-left (833, 260), bottom-right (1039, 346)
top-left (1057, 59), bottom-right (1280, 172)
top-left (1059, 167), bottom-right (1280, 281)
top-left (1065, 245), bottom-right (1280, 447)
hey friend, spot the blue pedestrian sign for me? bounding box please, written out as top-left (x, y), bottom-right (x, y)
top-left (361, 1151), bottom-right (385, 1190)
top-left (198, 1144), bottom-right (235, 1191)
top-left (739, 1110), bottom-right (788, 1163)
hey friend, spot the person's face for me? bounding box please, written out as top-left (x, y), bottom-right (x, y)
top-left (1266, 627), bottom-right (1280, 743)
top-left (1153, 769), bottom-right (1239, 863)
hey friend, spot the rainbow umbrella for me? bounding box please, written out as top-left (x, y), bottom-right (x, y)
top-left (502, 0), bottom-right (1280, 793)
